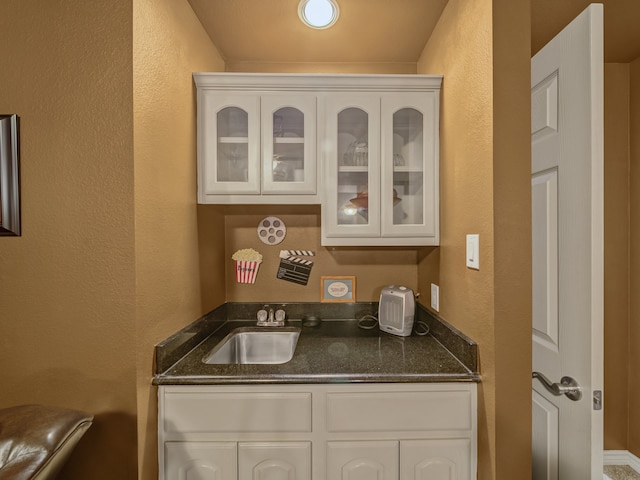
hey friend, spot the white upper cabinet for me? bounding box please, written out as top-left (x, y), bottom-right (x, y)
top-left (194, 73), bottom-right (441, 245)
top-left (322, 88), bottom-right (440, 246)
top-left (195, 74), bottom-right (318, 204)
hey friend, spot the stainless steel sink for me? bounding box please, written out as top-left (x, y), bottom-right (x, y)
top-left (202, 327), bottom-right (301, 365)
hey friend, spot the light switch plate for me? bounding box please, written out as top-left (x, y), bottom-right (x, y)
top-left (466, 234), bottom-right (480, 270)
top-left (430, 283), bottom-right (439, 312)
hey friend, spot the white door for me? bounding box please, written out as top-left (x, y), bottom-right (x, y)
top-left (531, 4), bottom-right (604, 480)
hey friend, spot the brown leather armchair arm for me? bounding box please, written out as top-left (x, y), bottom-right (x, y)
top-left (0, 405), bottom-right (93, 480)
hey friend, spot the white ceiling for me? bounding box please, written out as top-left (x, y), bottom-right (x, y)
top-left (187, 0), bottom-right (640, 66)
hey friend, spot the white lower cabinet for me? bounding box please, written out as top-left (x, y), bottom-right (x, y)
top-left (158, 384), bottom-right (477, 480)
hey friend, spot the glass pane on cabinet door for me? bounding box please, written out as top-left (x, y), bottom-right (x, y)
top-left (392, 108), bottom-right (424, 225)
top-left (216, 107), bottom-right (248, 182)
top-left (337, 107), bottom-right (369, 226)
top-left (271, 107), bottom-right (304, 183)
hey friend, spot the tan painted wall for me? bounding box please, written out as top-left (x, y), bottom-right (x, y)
top-left (0, 1), bottom-right (224, 478)
top-left (417, 1), bottom-right (496, 475)
top-left (628, 56), bottom-right (640, 458)
top-left (417, 0), bottom-right (532, 477)
top-left (603, 63), bottom-right (631, 451)
top-left (133, 1), bottom-right (225, 478)
top-left (219, 206), bottom-right (418, 303)
top-left (0, 1), bottom-right (137, 478)
top-left (226, 62), bottom-right (416, 74)
top-left (491, 1), bottom-right (532, 477)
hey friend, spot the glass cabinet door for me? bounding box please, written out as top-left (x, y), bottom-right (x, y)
top-left (323, 96), bottom-right (380, 238)
top-left (217, 107), bottom-right (248, 182)
top-left (201, 94), bottom-right (260, 194)
top-left (261, 95), bottom-right (316, 195)
top-left (337, 107), bottom-right (371, 225)
top-left (381, 93), bottom-right (438, 238)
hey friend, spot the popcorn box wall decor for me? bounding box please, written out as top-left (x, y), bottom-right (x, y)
top-left (235, 260), bottom-right (260, 284)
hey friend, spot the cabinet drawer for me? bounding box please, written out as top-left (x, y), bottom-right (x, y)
top-left (163, 391), bottom-right (312, 433)
top-left (326, 389), bottom-right (472, 433)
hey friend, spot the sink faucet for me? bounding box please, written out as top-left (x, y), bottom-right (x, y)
top-left (257, 306), bottom-right (286, 326)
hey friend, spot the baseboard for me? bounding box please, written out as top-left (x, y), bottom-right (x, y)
top-left (604, 450), bottom-right (640, 472)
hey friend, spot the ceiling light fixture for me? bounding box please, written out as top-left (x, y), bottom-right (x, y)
top-left (298, 0), bottom-right (339, 29)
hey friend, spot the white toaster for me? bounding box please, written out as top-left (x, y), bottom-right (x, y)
top-left (378, 285), bottom-right (415, 336)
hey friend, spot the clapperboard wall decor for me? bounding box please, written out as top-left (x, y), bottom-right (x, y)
top-left (277, 250), bottom-right (315, 286)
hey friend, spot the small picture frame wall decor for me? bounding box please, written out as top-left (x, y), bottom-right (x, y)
top-left (320, 276), bottom-right (356, 303)
top-left (0, 114), bottom-right (21, 236)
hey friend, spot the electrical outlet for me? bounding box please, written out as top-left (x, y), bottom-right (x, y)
top-left (430, 283), bottom-right (439, 312)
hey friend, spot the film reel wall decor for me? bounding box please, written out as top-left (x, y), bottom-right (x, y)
top-left (257, 216), bottom-right (286, 245)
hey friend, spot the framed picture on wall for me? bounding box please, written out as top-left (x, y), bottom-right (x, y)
top-left (320, 276), bottom-right (356, 303)
top-left (0, 114), bottom-right (20, 236)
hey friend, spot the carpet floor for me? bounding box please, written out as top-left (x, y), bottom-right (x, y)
top-left (604, 465), bottom-right (640, 480)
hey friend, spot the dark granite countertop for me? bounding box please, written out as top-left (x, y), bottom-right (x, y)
top-left (153, 302), bottom-right (480, 385)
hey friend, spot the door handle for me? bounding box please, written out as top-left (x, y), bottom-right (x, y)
top-left (532, 371), bottom-right (582, 401)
